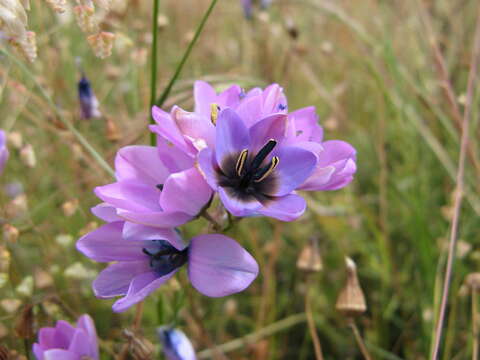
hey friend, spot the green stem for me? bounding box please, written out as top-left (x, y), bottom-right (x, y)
top-left (0, 49), bottom-right (114, 178)
top-left (149, 0), bottom-right (161, 146)
top-left (153, 0), bottom-right (219, 109)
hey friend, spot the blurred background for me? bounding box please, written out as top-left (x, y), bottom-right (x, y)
top-left (1, 0), bottom-right (480, 359)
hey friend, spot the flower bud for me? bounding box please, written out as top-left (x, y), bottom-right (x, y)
top-left (7, 131), bottom-right (23, 149)
top-left (78, 75), bottom-right (101, 119)
top-left (61, 199), bottom-right (79, 217)
top-left (105, 117), bottom-right (121, 142)
top-left (157, 326), bottom-right (196, 360)
top-left (19, 144), bottom-right (36, 168)
top-left (335, 257), bottom-right (367, 317)
top-left (465, 273), bottom-right (480, 291)
top-left (3, 224), bottom-right (19, 243)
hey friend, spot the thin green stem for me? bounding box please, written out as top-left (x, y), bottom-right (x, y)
top-left (0, 49), bottom-right (114, 178)
top-left (149, 0), bottom-right (161, 146)
top-left (154, 0), bottom-right (219, 109)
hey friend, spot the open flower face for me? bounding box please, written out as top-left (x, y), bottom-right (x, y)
top-left (94, 145), bottom-right (212, 228)
top-left (199, 109), bottom-right (317, 221)
top-left (76, 222), bottom-right (259, 312)
top-left (32, 314), bottom-right (99, 360)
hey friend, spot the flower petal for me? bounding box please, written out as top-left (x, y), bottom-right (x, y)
top-left (95, 180), bottom-right (161, 213)
top-left (76, 315), bottom-right (99, 360)
top-left (43, 349), bottom-right (77, 360)
top-left (160, 168), bottom-right (212, 216)
top-left (188, 234), bottom-right (259, 297)
top-left (218, 187), bottom-right (261, 218)
top-left (112, 270), bottom-right (177, 312)
top-left (76, 222), bottom-right (145, 262)
top-left (122, 222), bottom-right (184, 250)
top-left (151, 106), bottom-right (194, 155)
top-left (285, 107), bottom-right (323, 143)
top-left (67, 329), bottom-right (91, 357)
top-left (118, 209), bottom-right (193, 228)
top-left (265, 146), bottom-right (317, 196)
top-left (93, 261), bottom-right (151, 298)
top-left (248, 113), bottom-right (288, 151)
top-left (197, 148), bottom-right (219, 190)
top-left (235, 94), bottom-right (263, 128)
top-left (91, 203), bottom-right (121, 222)
top-left (194, 80), bottom-right (217, 117)
top-left (261, 83), bottom-right (287, 115)
top-left (115, 146), bottom-right (170, 186)
top-left (171, 106), bottom-right (215, 149)
top-left (156, 136), bottom-right (194, 173)
top-left (38, 327), bottom-right (62, 349)
top-left (215, 109), bottom-right (250, 168)
top-left (258, 194), bottom-right (306, 221)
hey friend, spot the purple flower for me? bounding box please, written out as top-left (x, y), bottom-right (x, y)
top-left (157, 327), bottom-right (196, 360)
top-left (76, 221), bottom-right (259, 312)
top-left (78, 75), bottom-right (101, 119)
top-left (198, 108), bottom-right (317, 221)
top-left (0, 130), bottom-right (9, 174)
top-left (94, 145), bottom-right (212, 228)
top-left (240, 0), bottom-right (253, 19)
top-left (32, 314), bottom-right (99, 360)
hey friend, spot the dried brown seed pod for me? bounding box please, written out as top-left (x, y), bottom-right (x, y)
top-left (335, 257), bottom-right (367, 317)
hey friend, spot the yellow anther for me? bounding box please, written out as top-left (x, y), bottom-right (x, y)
top-left (254, 156), bottom-right (279, 182)
top-left (210, 103), bottom-right (219, 125)
top-left (236, 149), bottom-right (249, 176)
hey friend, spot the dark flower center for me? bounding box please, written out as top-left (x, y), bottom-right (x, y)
top-left (216, 139), bottom-right (280, 203)
top-left (142, 240), bottom-right (188, 276)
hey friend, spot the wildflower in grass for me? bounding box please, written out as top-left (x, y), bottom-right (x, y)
top-left (240, 0), bottom-right (253, 19)
top-left (78, 75), bottom-right (101, 119)
top-left (76, 221), bottom-right (258, 312)
top-left (95, 145), bottom-right (212, 228)
top-left (157, 326), bottom-right (196, 360)
top-left (0, 130), bottom-right (9, 174)
top-left (32, 314), bottom-right (99, 360)
top-left (198, 108), bottom-right (317, 220)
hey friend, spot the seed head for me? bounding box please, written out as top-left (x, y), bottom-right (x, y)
top-left (296, 238), bottom-right (322, 272)
top-left (335, 257), bottom-right (367, 317)
top-left (3, 224), bottom-right (19, 243)
top-left (87, 31), bottom-right (115, 59)
top-left (74, 5), bottom-right (97, 33)
top-left (44, 0), bottom-right (67, 14)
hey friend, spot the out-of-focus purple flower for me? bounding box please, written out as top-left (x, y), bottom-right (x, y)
top-left (241, 0), bottom-right (253, 19)
top-left (76, 221), bottom-right (259, 312)
top-left (157, 327), bottom-right (196, 360)
top-left (260, 0), bottom-right (272, 9)
top-left (78, 75), bottom-right (101, 119)
top-left (198, 108), bottom-right (317, 221)
top-left (32, 314), bottom-right (99, 360)
top-left (94, 145), bottom-right (212, 228)
top-left (0, 130), bottom-right (9, 174)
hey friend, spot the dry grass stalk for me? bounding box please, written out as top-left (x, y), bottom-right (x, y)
top-left (429, 3), bottom-right (480, 359)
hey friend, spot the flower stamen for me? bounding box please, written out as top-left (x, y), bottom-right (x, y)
top-left (254, 156), bottom-right (279, 182)
top-left (235, 149), bottom-right (249, 176)
top-left (210, 103), bottom-right (220, 125)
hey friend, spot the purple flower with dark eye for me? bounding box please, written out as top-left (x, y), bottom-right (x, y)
top-left (76, 221), bottom-right (259, 312)
top-left (157, 327), bottom-right (196, 360)
top-left (78, 75), bottom-right (101, 119)
top-left (94, 145), bottom-right (212, 228)
top-left (198, 108), bottom-right (317, 221)
top-left (0, 130), bottom-right (9, 174)
top-left (32, 314), bottom-right (99, 360)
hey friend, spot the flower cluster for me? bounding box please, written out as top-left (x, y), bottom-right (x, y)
top-left (77, 81), bottom-right (356, 312)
